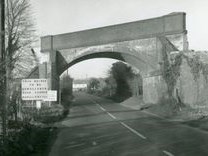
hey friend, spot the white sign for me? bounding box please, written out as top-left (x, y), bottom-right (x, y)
top-left (44, 90), bottom-right (57, 101)
top-left (21, 79), bottom-right (48, 100)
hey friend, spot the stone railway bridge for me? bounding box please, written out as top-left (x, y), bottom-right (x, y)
top-left (29, 12), bottom-right (192, 104)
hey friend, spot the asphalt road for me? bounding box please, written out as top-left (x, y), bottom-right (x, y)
top-left (49, 92), bottom-right (208, 156)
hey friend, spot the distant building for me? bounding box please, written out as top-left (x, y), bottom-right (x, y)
top-left (73, 83), bottom-right (87, 91)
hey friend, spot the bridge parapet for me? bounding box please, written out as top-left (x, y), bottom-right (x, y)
top-left (41, 12), bottom-right (186, 52)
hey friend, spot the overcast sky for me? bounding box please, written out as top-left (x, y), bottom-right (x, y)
top-left (31, 0), bottom-right (208, 79)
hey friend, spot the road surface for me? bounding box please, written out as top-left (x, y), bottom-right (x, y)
top-left (49, 92), bottom-right (208, 156)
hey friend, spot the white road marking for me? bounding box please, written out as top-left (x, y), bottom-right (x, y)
top-left (100, 107), bottom-right (106, 111)
top-left (91, 97), bottom-right (146, 140)
top-left (93, 99), bottom-right (116, 119)
top-left (107, 112), bottom-right (117, 119)
top-left (64, 143), bottom-right (85, 149)
top-left (96, 103), bottom-right (116, 119)
top-left (120, 122), bottom-right (147, 140)
top-left (98, 105), bottom-right (106, 111)
top-left (88, 97), bottom-right (175, 156)
top-left (163, 150), bottom-right (174, 156)
top-left (90, 98), bottom-right (106, 111)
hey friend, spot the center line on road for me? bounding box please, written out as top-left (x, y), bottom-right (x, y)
top-left (97, 104), bottom-right (106, 111)
top-left (107, 112), bottom-right (117, 119)
top-left (100, 107), bottom-right (106, 111)
top-left (120, 122), bottom-right (147, 139)
top-left (163, 150), bottom-right (174, 156)
top-left (90, 97), bottom-right (146, 140)
top-left (96, 103), bottom-right (117, 119)
top-left (94, 101), bottom-right (117, 119)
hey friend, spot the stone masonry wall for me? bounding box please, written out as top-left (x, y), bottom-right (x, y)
top-left (175, 51), bottom-right (208, 112)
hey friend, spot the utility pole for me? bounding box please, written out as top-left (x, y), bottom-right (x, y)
top-left (0, 0), bottom-right (6, 142)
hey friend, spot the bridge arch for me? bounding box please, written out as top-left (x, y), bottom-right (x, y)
top-left (39, 12), bottom-right (188, 104)
top-left (58, 51), bottom-right (155, 77)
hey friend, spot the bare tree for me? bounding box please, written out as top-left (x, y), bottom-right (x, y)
top-left (5, 0), bottom-right (37, 80)
top-left (4, 0), bottom-right (37, 121)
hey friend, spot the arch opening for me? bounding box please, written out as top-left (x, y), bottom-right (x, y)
top-left (59, 56), bottom-right (144, 106)
top-left (58, 51), bottom-right (155, 77)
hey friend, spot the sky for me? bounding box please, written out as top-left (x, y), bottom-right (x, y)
top-left (31, 0), bottom-right (208, 79)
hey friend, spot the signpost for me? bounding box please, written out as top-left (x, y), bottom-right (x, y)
top-left (21, 79), bottom-right (57, 109)
top-left (21, 79), bottom-right (48, 100)
top-left (44, 90), bottom-right (57, 102)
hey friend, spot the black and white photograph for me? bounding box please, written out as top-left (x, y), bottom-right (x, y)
top-left (1, 0), bottom-right (208, 155)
